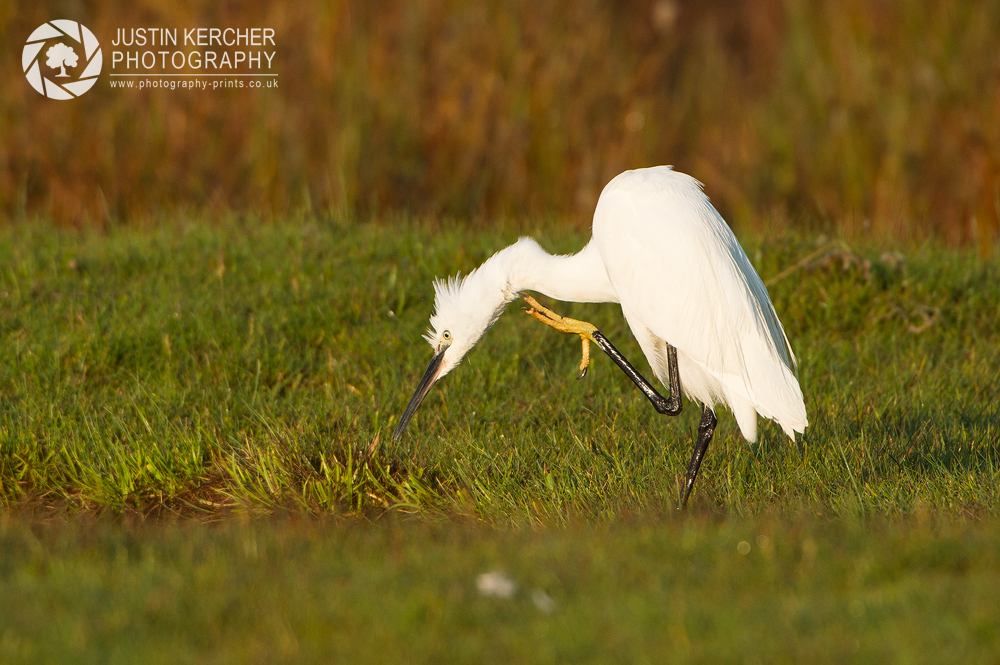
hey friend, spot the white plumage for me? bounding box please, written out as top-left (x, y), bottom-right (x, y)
top-left (396, 166), bottom-right (807, 502)
top-left (591, 167), bottom-right (806, 441)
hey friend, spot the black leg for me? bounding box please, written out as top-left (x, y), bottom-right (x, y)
top-left (679, 405), bottom-right (717, 509)
top-left (586, 329), bottom-right (712, 509)
top-left (591, 331), bottom-right (681, 416)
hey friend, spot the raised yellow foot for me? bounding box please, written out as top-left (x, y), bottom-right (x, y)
top-left (523, 295), bottom-right (599, 379)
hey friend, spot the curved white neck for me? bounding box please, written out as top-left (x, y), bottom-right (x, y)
top-left (493, 237), bottom-right (619, 305)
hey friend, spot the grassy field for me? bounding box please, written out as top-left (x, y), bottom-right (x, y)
top-left (1, 219), bottom-right (999, 660)
top-left (2, 516), bottom-right (999, 663)
top-left (2, 219), bottom-right (997, 518)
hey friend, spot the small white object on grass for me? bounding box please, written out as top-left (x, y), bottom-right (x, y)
top-left (476, 571), bottom-right (516, 599)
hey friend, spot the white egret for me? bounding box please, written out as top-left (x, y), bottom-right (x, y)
top-left (394, 166), bottom-right (807, 507)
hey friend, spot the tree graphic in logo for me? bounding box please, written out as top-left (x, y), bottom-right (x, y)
top-left (22, 20), bottom-right (102, 99)
top-left (46, 43), bottom-right (79, 77)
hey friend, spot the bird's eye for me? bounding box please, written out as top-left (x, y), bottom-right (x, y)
top-left (442, 330), bottom-right (452, 341)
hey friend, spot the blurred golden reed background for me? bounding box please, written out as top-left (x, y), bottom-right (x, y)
top-left (1, 0), bottom-right (998, 246)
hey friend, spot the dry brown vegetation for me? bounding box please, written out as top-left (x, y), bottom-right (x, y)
top-left (1, 0), bottom-right (998, 247)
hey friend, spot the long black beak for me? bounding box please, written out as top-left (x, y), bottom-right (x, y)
top-left (394, 348), bottom-right (447, 440)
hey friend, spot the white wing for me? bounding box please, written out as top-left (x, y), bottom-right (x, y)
top-left (592, 167), bottom-right (807, 441)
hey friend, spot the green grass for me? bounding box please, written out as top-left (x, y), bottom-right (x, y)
top-left (1, 219), bottom-right (999, 661)
top-left (2, 219), bottom-right (997, 519)
top-left (1, 515), bottom-right (999, 663)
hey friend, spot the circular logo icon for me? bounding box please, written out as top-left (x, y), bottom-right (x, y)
top-left (22, 20), bottom-right (102, 99)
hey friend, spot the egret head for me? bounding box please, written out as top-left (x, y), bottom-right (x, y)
top-left (394, 269), bottom-right (512, 440)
